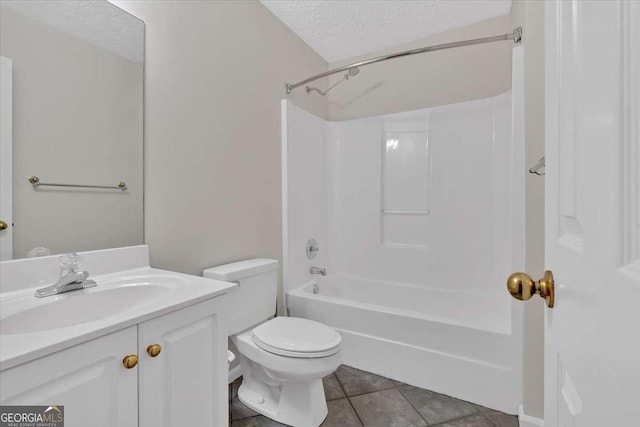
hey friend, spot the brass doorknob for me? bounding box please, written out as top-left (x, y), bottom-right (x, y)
top-left (507, 270), bottom-right (555, 308)
top-left (0, 220), bottom-right (8, 230)
top-left (122, 355), bottom-right (139, 369)
top-left (146, 344), bottom-right (162, 357)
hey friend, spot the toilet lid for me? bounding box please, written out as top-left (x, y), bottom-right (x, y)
top-left (252, 317), bottom-right (341, 358)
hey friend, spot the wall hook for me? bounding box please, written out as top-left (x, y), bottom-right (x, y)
top-left (529, 157), bottom-right (545, 176)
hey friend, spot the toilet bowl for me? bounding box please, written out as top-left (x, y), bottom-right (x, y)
top-left (233, 317), bottom-right (342, 426)
top-left (203, 259), bottom-right (342, 427)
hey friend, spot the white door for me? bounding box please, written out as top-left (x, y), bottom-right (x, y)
top-left (0, 56), bottom-right (12, 261)
top-left (0, 327), bottom-right (139, 427)
top-left (544, 1), bottom-right (640, 425)
top-left (137, 297), bottom-right (228, 427)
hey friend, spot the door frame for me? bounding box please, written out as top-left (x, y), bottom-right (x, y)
top-left (0, 56), bottom-right (13, 261)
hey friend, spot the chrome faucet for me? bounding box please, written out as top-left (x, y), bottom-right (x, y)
top-left (309, 266), bottom-right (327, 276)
top-left (35, 253), bottom-right (97, 298)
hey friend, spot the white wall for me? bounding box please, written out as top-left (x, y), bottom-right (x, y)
top-left (327, 14), bottom-right (513, 121)
top-left (0, 5), bottom-right (143, 258)
top-left (109, 1), bottom-right (328, 314)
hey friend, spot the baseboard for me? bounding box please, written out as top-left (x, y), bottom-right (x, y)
top-left (519, 405), bottom-right (544, 427)
top-left (228, 364), bottom-right (242, 384)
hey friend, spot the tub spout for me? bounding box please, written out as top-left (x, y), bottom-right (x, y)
top-left (310, 266), bottom-right (327, 276)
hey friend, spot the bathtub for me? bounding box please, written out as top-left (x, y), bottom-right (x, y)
top-left (287, 276), bottom-right (522, 414)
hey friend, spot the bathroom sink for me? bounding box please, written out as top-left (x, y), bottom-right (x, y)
top-left (0, 276), bottom-right (180, 335)
top-left (0, 246), bottom-right (237, 371)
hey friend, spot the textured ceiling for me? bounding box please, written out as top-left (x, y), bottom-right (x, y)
top-left (260, 0), bottom-right (512, 62)
top-left (1, 0), bottom-right (143, 64)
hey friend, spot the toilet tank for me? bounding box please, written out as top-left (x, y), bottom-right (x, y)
top-left (203, 258), bottom-right (279, 335)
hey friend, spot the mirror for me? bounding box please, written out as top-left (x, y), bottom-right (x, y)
top-left (0, 0), bottom-right (144, 260)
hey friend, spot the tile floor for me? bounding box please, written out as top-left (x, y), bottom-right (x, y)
top-left (230, 365), bottom-right (518, 427)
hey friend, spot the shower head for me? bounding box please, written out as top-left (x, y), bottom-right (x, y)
top-left (305, 67), bottom-right (361, 96)
top-left (347, 67), bottom-right (360, 77)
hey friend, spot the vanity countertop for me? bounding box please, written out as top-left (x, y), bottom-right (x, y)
top-left (0, 266), bottom-right (236, 371)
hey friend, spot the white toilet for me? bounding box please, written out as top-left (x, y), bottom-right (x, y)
top-left (203, 259), bottom-right (342, 427)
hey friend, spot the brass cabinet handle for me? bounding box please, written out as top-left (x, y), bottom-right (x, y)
top-left (147, 344), bottom-right (162, 358)
top-left (0, 220), bottom-right (8, 230)
top-left (122, 355), bottom-right (139, 369)
top-left (507, 270), bottom-right (555, 308)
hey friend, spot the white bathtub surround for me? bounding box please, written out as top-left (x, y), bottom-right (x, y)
top-left (282, 47), bottom-right (524, 413)
top-left (325, 92), bottom-right (518, 289)
top-left (283, 91), bottom-right (521, 292)
top-left (281, 100), bottom-right (331, 312)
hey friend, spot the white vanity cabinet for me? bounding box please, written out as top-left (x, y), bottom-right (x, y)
top-left (0, 326), bottom-right (139, 427)
top-left (0, 297), bottom-right (228, 427)
top-left (137, 297), bottom-right (227, 427)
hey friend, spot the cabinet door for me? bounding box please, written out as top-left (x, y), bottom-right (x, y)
top-left (138, 297), bottom-right (228, 427)
top-left (0, 327), bottom-right (138, 427)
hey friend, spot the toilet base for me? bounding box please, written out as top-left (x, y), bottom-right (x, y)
top-left (238, 377), bottom-right (328, 427)
top-left (231, 329), bottom-right (341, 427)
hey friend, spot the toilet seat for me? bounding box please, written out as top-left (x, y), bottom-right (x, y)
top-left (252, 317), bottom-right (341, 358)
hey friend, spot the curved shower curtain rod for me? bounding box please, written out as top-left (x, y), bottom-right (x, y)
top-left (285, 27), bottom-right (522, 95)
